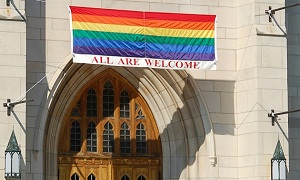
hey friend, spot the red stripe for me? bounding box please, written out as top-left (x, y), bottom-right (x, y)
top-left (70, 6), bottom-right (216, 22)
top-left (71, 13), bottom-right (215, 30)
top-left (145, 12), bottom-right (216, 22)
top-left (70, 6), bottom-right (144, 19)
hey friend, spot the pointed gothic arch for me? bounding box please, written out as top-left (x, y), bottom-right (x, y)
top-left (36, 58), bottom-right (216, 179)
top-left (57, 69), bottom-right (162, 179)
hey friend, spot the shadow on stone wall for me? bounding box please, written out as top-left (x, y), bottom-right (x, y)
top-left (158, 76), bottom-right (236, 178)
top-left (25, 0), bottom-right (47, 178)
top-left (287, 0), bottom-right (300, 179)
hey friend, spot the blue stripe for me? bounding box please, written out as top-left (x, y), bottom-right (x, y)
top-left (145, 42), bottom-right (214, 54)
top-left (73, 46), bottom-right (215, 61)
top-left (73, 46), bottom-right (145, 57)
top-left (145, 50), bottom-right (215, 60)
top-left (73, 38), bottom-right (145, 51)
top-left (74, 37), bottom-right (214, 54)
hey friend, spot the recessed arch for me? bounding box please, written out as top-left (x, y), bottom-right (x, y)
top-left (137, 175), bottom-right (146, 180)
top-left (71, 173), bottom-right (80, 180)
top-left (87, 173), bottom-right (96, 180)
top-left (35, 57), bottom-right (216, 179)
top-left (56, 68), bottom-right (162, 179)
top-left (121, 175), bottom-right (130, 180)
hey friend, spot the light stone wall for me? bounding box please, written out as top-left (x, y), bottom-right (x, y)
top-left (24, 0), bottom-right (289, 180)
top-left (287, 0), bottom-right (300, 179)
top-left (236, 1), bottom-right (288, 180)
top-left (0, 0), bottom-right (26, 179)
top-left (197, 80), bottom-right (237, 179)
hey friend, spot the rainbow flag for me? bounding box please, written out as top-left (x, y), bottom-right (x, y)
top-left (69, 6), bottom-right (217, 70)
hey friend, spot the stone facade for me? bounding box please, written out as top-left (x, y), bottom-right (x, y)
top-left (0, 0), bottom-right (294, 179)
top-left (0, 0), bottom-right (26, 178)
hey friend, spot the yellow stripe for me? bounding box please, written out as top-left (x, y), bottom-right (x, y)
top-left (145, 27), bottom-right (214, 38)
top-left (73, 21), bottom-right (144, 35)
top-left (72, 21), bottom-right (214, 38)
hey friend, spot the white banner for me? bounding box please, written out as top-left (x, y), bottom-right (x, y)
top-left (73, 54), bottom-right (216, 70)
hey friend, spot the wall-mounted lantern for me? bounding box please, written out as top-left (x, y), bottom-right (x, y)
top-left (5, 130), bottom-right (21, 179)
top-left (271, 139), bottom-right (286, 180)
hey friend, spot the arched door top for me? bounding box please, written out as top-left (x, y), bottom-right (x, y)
top-left (57, 69), bottom-right (162, 180)
top-left (42, 63), bottom-right (215, 180)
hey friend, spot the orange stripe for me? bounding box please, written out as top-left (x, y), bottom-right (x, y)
top-left (72, 14), bottom-right (215, 30)
top-left (146, 19), bottom-right (214, 30)
top-left (72, 14), bottom-right (144, 26)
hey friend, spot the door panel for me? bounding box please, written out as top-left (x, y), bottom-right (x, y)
top-left (58, 157), bottom-right (161, 180)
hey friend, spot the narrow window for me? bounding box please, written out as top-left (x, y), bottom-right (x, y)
top-left (87, 122), bottom-right (97, 152)
top-left (136, 110), bottom-right (145, 119)
top-left (103, 81), bottom-right (114, 117)
top-left (120, 123), bottom-right (130, 154)
top-left (71, 173), bottom-right (80, 180)
top-left (87, 88), bottom-right (97, 117)
top-left (120, 90), bottom-right (130, 118)
top-left (88, 174), bottom-right (96, 180)
top-left (135, 103), bottom-right (145, 119)
top-left (103, 122), bottom-right (114, 152)
top-left (70, 121), bottom-right (81, 152)
top-left (71, 100), bottom-right (81, 117)
top-left (136, 123), bottom-right (146, 154)
top-left (137, 175), bottom-right (146, 180)
top-left (121, 175), bottom-right (130, 180)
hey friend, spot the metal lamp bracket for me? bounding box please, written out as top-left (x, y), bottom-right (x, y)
top-left (3, 99), bottom-right (33, 116)
top-left (268, 109), bottom-right (300, 126)
top-left (265, 6), bottom-right (275, 22)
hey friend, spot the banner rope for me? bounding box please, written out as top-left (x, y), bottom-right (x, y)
top-left (14, 53), bottom-right (71, 103)
top-left (214, 19), bottom-right (273, 129)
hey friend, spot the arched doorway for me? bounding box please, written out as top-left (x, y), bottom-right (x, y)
top-left (57, 69), bottom-right (162, 180)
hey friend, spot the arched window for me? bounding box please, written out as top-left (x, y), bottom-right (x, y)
top-left (103, 81), bottom-right (114, 117)
top-left (71, 173), bottom-right (80, 180)
top-left (71, 100), bottom-right (81, 117)
top-left (103, 122), bottom-right (114, 153)
top-left (88, 174), bottom-right (96, 180)
top-left (87, 88), bottom-right (97, 117)
top-left (136, 123), bottom-right (146, 154)
top-left (135, 103), bottom-right (145, 119)
top-left (137, 175), bottom-right (145, 180)
top-left (121, 175), bottom-right (130, 180)
top-left (120, 90), bottom-right (130, 118)
top-left (87, 122), bottom-right (97, 152)
top-left (120, 123), bottom-right (130, 154)
top-left (58, 70), bottom-right (162, 180)
top-left (70, 121), bottom-right (81, 152)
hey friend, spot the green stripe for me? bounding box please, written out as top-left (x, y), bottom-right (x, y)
top-left (73, 30), bottom-right (214, 46)
top-left (73, 30), bottom-right (145, 42)
top-left (146, 35), bottom-right (214, 46)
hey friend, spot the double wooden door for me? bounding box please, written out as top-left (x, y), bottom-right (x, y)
top-left (58, 156), bottom-right (161, 180)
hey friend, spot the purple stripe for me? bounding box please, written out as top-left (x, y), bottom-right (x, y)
top-left (74, 46), bottom-right (215, 61)
top-left (73, 46), bottom-right (145, 57)
top-left (145, 50), bottom-right (215, 61)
